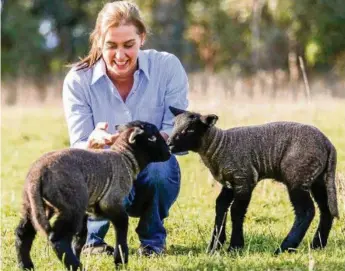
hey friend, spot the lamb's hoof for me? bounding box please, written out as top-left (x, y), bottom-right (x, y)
top-left (18, 262), bottom-right (34, 270)
top-left (114, 246), bottom-right (128, 268)
top-left (207, 243), bottom-right (224, 254)
top-left (138, 245), bottom-right (165, 257)
top-left (274, 247), bottom-right (297, 255)
top-left (311, 239), bottom-right (326, 250)
top-left (82, 243), bottom-right (114, 256)
top-left (114, 260), bottom-right (128, 269)
top-left (274, 248), bottom-right (282, 255)
top-left (227, 242), bottom-right (244, 252)
top-left (227, 245), bottom-right (244, 255)
top-left (207, 237), bottom-right (226, 254)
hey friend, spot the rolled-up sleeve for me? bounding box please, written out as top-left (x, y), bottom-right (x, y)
top-left (161, 55), bottom-right (189, 136)
top-left (62, 69), bottom-right (94, 149)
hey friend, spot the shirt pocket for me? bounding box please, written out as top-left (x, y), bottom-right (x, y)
top-left (139, 105), bottom-right (164, 129)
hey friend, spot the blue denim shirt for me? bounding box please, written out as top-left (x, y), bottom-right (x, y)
top-left (63, 49), bottom-right (189, 148)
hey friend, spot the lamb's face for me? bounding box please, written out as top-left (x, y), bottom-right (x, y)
top-left (168, 106), bottom-right (218, 153)
top-left (117, 121), bottom-right (171, 162)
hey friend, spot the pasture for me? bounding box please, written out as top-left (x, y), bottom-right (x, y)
top-left (1, 97), bottom-right (345, 270)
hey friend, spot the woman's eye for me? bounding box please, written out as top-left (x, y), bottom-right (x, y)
top-left (106, 44), bottom-right (116, 49)
top-left (124, 44), bottom-right (134, 49)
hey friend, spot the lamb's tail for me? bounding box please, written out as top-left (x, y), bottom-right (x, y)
top-left (324, 144), bottom-right (339, 218)
top-left (27, 168), bottom-right (51, 235)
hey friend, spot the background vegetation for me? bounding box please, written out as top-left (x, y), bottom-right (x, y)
top-left (1, 99), bottom-right (345, 270)
top-left (1, 0), bottom-right (345, 104)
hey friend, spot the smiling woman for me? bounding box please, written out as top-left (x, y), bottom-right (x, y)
top-left (62, 0), bottom-right (189, 264)
top-left (102, 24), bottom-right (145, 100)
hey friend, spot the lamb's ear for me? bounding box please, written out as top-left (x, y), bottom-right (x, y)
top-left (200, 114), bottom-right (218, 127)
top-left (115, 124), bottom-right (126, 132)
top-left (169, 106), bottom-right (186, 116)
top-left (128, 127), bottom-right (144, 144)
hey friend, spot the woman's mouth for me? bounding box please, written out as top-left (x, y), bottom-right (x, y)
top-left (114, 60), bottom-right (129, 70)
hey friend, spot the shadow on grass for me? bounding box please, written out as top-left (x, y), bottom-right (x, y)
top-left (160, 232), bottom-right (284, 257)
top-left (166, 243), bottom-right (207, 256)
top-left (163, 230), bottom-right (339, 257)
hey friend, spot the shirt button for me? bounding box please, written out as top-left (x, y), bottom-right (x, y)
top-left (126, 112), bottom-right (132, 121)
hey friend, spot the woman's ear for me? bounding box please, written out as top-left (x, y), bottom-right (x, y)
top-left (140, 33), bottom-right (146, 47)
top-left (97, 37), bottom-right (103, 51)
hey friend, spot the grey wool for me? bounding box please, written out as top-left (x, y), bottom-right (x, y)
top-left (15, 121), bottom-right (171, 271)
top-left (168, 106), bottom-right (338, 255)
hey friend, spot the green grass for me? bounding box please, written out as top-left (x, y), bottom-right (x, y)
top-left (1, 100), bottom-right (345, 270)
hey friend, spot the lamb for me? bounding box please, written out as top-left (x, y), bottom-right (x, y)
top-left (15, 120), bottom-right (171, 271)
top-left (167, 106), bottom-right (338, 255)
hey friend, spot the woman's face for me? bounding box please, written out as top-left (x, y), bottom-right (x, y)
top-left (102, 24), bottom-right (145, 80)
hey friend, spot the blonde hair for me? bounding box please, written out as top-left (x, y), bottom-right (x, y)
top-left (76, 1), bottom-right (147, 69)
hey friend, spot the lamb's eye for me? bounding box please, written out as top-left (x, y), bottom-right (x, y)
top-left (181, 128), bottom-right (194, 134)
top-left (148, 135), bottom-right (156, 142)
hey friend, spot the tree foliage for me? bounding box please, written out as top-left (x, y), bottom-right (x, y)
top-left (2, 0), bottom-right (345, 81)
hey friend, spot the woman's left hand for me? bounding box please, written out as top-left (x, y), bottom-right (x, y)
top-left (160, 132), bottom-right (169, 142)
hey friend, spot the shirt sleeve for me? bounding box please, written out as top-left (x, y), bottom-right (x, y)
top-left (160, 54), bottom-right (189, 136)
top-left (62, 69), bottom-right (94, 149)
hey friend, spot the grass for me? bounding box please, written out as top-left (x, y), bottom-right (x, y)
top-left (1, 98), bottom-right (345, 270)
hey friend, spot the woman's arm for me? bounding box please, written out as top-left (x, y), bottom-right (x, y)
top-left (161, 54), bottom-right (189, 137)
top-left (63, 70), bottom-right (95, 149)
top-left (63, 71), bottom-right (118, 149)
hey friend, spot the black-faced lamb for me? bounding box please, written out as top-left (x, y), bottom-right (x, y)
top-left (168, 106), bottom-right (338, 255)
top-left (15, 121), bottom-right (171, 271)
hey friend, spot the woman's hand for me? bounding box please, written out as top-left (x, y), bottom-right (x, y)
top-left (160, 132), bottom-right (169, 142)
top-left (87, 122), bottom-right (119, 149)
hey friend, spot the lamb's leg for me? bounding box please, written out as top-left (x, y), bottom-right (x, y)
top-left (109, 210), bottom-right (129, 266)
top-left (15, 214), bottom-right (36, 270)
top-left (72, 214), bottom-right (88, 259)
top-left (228, 192), bottom-right (252, 251)
top-left (208, 186), bottom-right (234, 253)
top-left (275, 188), bottom-right (315, 254)
top-left (49, 214), bottom-right (82, 271)
top-left (311, 178), bottom-right (334, 249)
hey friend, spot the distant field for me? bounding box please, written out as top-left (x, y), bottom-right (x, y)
top-left (1, 98), bottom-right (345, 270)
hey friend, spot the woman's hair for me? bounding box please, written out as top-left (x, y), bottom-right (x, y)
top-left (76, 1), bottom-right (147, 69)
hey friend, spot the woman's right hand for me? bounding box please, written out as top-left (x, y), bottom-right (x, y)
top-left (87, 122), bottom-right (119, 149)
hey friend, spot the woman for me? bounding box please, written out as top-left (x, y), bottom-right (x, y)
top-left (62, 1), bottom-right (188, 256)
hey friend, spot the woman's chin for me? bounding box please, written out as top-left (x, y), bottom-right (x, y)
top-left (110, 68), bottom-right (129, 78)
top-left (110, 65), bottom-right (135, 77)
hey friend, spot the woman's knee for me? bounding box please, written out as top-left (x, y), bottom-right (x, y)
top-left (144, 155), bottom-right (180, 185)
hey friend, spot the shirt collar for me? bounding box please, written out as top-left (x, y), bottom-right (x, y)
top-left (91, 51), bottom-right (150, 85)
top-left (91, 58), bottom-right (106, 85)
top-left (138, 50), bottom-right (150, 80)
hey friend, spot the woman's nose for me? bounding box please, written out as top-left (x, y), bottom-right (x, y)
top-left (115, 49), bottom-right (125, 60)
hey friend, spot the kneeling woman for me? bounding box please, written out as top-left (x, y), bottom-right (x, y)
top-left (62, 0), bottom-right (189, 256)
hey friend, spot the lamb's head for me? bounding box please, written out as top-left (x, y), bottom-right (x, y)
top-left (115, 121), bottom-right (171, 162)
top-left (167, 106), bottom-right (218, 153)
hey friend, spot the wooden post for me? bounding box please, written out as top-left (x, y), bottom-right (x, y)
top-left (298, 56), bottom-right (311, 102)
